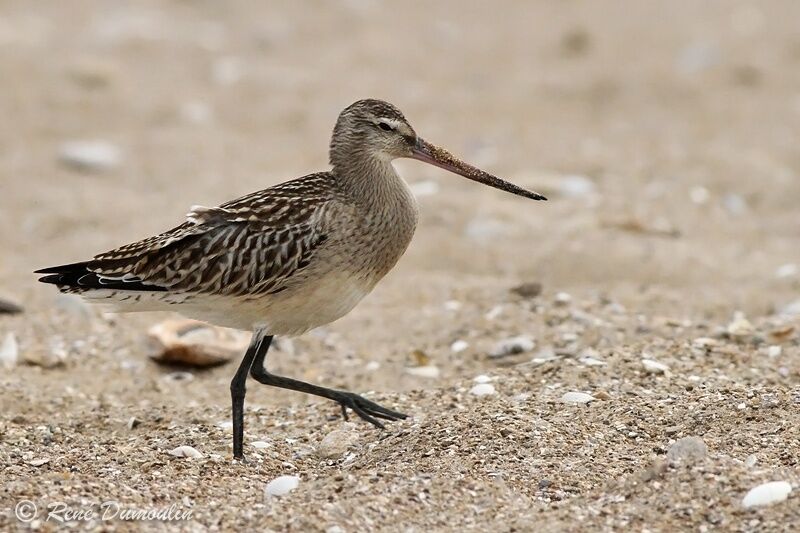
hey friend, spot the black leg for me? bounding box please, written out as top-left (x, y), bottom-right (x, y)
top-left (230, 331), bottom-right (271, 460)
top-left (249, 341), bottom-right (407, 428)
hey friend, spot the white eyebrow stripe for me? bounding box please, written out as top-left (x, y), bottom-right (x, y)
top-left (376, 118), bottom-right (402, 128)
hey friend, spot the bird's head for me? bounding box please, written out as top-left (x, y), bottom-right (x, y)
top-left (330, 99), bottom-right (546, 201)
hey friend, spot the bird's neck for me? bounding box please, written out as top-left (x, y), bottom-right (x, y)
top-left (332, 153), bottom-right (412, 208)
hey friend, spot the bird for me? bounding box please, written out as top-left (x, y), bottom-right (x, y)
top-left (36, 99), bottom-right (546, 460)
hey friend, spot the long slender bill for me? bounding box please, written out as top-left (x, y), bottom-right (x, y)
top-left (409, 138), bottom-right (547, 201)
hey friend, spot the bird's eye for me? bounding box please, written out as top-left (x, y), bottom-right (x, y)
top-left (377, 121), bottom-right (394, 131)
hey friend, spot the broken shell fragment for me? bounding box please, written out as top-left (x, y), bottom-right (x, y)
top-left (148, 319), bottom-right (249, 367)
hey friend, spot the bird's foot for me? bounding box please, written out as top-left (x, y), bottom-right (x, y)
top-left (335, 391), bottom-right (407, 428)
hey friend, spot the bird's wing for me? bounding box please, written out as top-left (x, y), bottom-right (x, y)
top-left (82, 174), bottom-right (335, 296)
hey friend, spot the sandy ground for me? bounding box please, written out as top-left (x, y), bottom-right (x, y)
top-left (1, 1), bottom-right (800, 531)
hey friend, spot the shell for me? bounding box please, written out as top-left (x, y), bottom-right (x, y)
top-left (148, 319), bottom-right (249, 367)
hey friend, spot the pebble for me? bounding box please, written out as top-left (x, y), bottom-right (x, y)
top-left (364, 361), bottom-right (380, 371)
top-left (744, 455), bottom-right (757, 468)
top-left (579, 349), bottom-right (607, 366)
top-left (779, 299), bottom-right (800, 317)
top-left (510, 282), bottom-right (542, 299)
top-left (642, 358), bottom-right (669, 374)
top-left (404, 365), bottom-right (440, 379)
top-left (0, 298), bottom-right (23, 314)
top-left (251, 441), bottom-right (270, 450)
top-left (27, 458), bottom-right (50, 467)
top-left (148, 319), bottom-right (249, 367)
top-left (489, 336), bottom-right (535, 358)
top-left (775, 263), bottom-right (798, 279)
top-left (666, 436), bottom-right (707, 464)
top-left (316, 423), bottom-right (359, 459)
top-left (473, 374), bottom-right (492, 384)
top-left (766, 345), bottom-right (782, 358)
top-left (265, 475), bottom-right (300, 497)
top-left (554, 292), bottom-right (572, 306)
top-left (450, 340), bottom-right (469, 353)
top-left (168, 445), bottom-right (203, 459)
top-left (59, 140), bottom-right (122, 172)
top-left (561, 392), bottom-right (594, 404)
top-left (469, 383), bottom-right (496, 396)
top-left (742, 481), bottom-right (792, 509)
top-left (727, 314), bottom-right (754, 338)
top-left (0, 333), bottom-right (19, 369)
top-left (127, 417), bottom-right (139, 430)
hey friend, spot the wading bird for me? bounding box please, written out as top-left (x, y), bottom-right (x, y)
top-left (36, 99), bottom-right (546, 459)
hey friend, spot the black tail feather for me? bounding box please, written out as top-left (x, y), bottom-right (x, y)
top-left (35, 261), bottom-right (166, 292)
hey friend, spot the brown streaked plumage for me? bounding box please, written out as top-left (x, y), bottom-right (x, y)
top-left (36, 99), bottom-right (546, 460)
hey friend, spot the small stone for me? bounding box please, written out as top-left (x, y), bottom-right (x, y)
top-left (0, 333), bottom-right (18, 369)
top-left (443, 300), bottom-right (462, 311)
top-left (317, 423), bottom-right (359, 459)
top-left (775, 263), bottom-right (798, 279)
top-left (251, 441), bottom-right (270, 450)
top-left (727, 314), bottom-right (754, 338)
top-left (485, 305), bottom-right (504, 320)
top-left (404, 365), bottom-right (440, 379)
top-left (642, 358), bottom-right (669, 374)
top-left (560, 392), bottom-right (594, 404)
top-left (326, 526), bottom-right (345, 533)
top-left (364, 361), bottom-right (380, 371)
top-left (579, 350), bottom-right (607, 366)
top-left (510, 282), bottom-right (542, 299)
top-left (473, 374), bottom-right (492, 384)
top-left (667, 436), bottom-right (707, 464)
top-left (216, 420), bottom-right (233, 431)
top-left (692, 337), bottom-right (719, 348)
top-left (27, 458), bottom-right (50, 467)
top-left (265, 475), bottom-right (300, 497)
top-left (469, 383), bottom-right (496, 396)
top-left (742, 481), bottom-right (792, 509)
top-left (489, 336), bottom-right (535, 358)
top-left (127, 417), bottom-right (139, 430)
top-left (450, 340), bottom-right (469, 353)
top-left (779, 299), bottom-right (800, 317)
top-left (59, 140), bottom-right (122, 172)
top-left (168, 445), bottom-right (203, 459)
top-left (593, 390), bottom-right (611, 400)
top-left (554, 292), bottom-right (572, 306)
top-left (744, 455), bottom-right (757, 468)
top-left (0, 298), bottom-right (23, 314)
top-left (766, 345), bottom-right (782, 358)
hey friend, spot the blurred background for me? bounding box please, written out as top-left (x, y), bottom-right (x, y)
top-left (1, 2), bottom-right (800, 529)
top-left (1, 1), bottom-right (799, 312)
